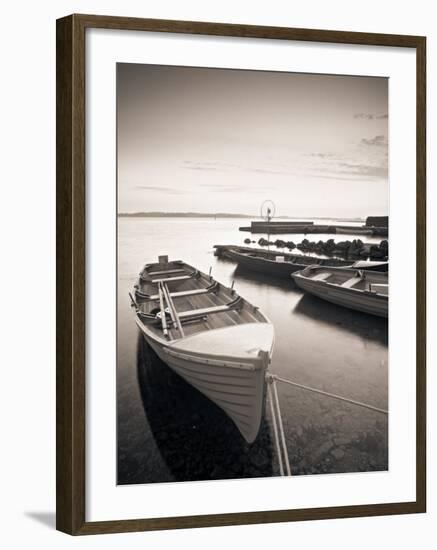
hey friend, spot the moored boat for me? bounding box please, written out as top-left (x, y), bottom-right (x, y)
top-left (220, 246), bottom-right (387, 279)
top-left (336, 227), bottom-right (373, 236)
top-left (130, 255), bottom-right (274, 443)
top-left (292, 266), bottom-right (388, 318)
top-left (351, 260), bottom-right (389, 272)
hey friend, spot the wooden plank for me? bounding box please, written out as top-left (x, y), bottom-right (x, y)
top-left (151, 274), bottom-right (192, 283)
top-left (160, 282), bottom-right (176, 325)
top-left (369, 284), bottom-right (389, 295)
top-left (149, 287), bottom-right (213, 300)
top-left (157, 283), bottom-right (169, 338)
top-left (162, 282), bottom-right (185, 337)
top-left (179, 304), bottom-right (233, 319)
top-left (148, 268), bottom-right (186, 276)
top-left (340, 277), bottom-right (360, 288)
top-left (311, 272), bottom-right (330, 281)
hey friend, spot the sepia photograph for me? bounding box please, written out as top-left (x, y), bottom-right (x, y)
top-left (116, 63), bottom-right (389, 485)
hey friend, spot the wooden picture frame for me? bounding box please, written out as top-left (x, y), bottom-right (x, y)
top-left (56, 13), bottom-right (426, 535)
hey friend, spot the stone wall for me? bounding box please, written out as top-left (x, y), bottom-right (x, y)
top-left (365, 216), bottom-right (389, 227)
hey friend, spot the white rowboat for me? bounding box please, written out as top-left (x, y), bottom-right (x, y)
top-left (131, 256), bottom-right (274, 443)
top-left (292, 266), bottom-right (388, 318)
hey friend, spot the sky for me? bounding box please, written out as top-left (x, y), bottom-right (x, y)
top-left (117, 63), bottom-right (388, 218)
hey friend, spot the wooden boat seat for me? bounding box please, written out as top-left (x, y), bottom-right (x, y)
top-left (179, 305), bottom-right (233, 319)
top-left (369, 283), bottom-right (389, 295)
top-left (151, 274), bottom-right (193, 284)
top-left (147, 282), bottom-right (218, 301)
top-left (311, 272), bottom-right (331, 281)
top-left (147, 268), bottom-right (186, 276)
top-left (340, 276), bottom-right (361, 288)
top-left (178, 296), bottom-right (242, 320)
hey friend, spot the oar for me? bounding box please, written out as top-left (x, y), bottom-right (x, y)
top-left (157, 283), bottom-right (169, 338)
top-left (162, 282), bottom-right (185, 337)
top-left (128, 292), bottom-right (138, 309)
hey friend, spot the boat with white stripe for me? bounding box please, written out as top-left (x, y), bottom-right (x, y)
top-left (292, 265), bottom-right (388, 318)
top-left (130, 255), bottom-right (274, 443)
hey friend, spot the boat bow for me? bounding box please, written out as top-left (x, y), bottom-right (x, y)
top-left (168, 322), bottom-right (274, 364)
top-left (163, 323), bottom-right (274, 443)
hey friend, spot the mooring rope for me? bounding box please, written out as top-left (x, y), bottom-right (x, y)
top-left (265, 371), bottom-right (388, 477)
top-left (272, 374), bottom-right (388, 415)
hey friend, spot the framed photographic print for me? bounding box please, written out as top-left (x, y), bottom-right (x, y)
top-left (56, 14), bottom-right (426, 535)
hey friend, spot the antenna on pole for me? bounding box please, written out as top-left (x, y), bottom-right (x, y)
top-left (260, 200), bottom-right (276, 251)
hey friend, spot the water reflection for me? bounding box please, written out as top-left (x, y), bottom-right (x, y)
top-left (136, 334), bottom-right (274, 482)
top-left (293, 294), bottom-right (388, 346)
top-left (232, 264), bottom-right (297, 292)
top-left (117, 219), bottom-right (388, 483)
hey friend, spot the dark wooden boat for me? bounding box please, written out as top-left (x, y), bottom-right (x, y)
top-left (219, 246), bottom-right (387, 279)
top-left (130, 256), bottom-right (274, 443)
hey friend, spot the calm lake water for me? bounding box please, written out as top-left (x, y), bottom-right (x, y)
top-left (117, 218), bottom-right (388, 484)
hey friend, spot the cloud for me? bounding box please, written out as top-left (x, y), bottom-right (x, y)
top-left (135, 181), bottom-right (272, 196)
top-left (182, 160), bottom-right (237, 172)
top-left (134, 185), bottom-right (185, 195)
top-left (336, 162), bottom-right (387, 178)
top-left (304, 152), bottom-right (336, 159)
top-left (182, 159), bottom-right (289, 176)
top-left (306, 173), bottom-right (370, 182)
top-left (303, 149), bottom-right (387, 182)
top-left (360, 135), bottom-right (388, 147)
top-left (354, 113), bottom-right (375, 120)
top-left (250, 167), bottom-right (288, 175)
top-left (184, 165), bottom-right (220, 172)
top-left (354, 113), bottom-right (388, 120)
top-left (200, 183), bottom-right (249, 192)
top-left (309, 162), bottom-right (387, 181)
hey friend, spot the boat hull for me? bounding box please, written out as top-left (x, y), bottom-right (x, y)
top-left (226, 247), bottom-right (356, 279)
top-left (216, 246), bottom-right (388, 273)
top-left (336, 227), bottom-right (373, 235)
top-left (228, 249), bottom-right (304, 278)
top-left (136, 321), bottom-right (272, 444)
top-left (293, 273), bottom-right (388, 318)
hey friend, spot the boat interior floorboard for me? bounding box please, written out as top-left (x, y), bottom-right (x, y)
top-left (137, 262), bottom-right (263, 340)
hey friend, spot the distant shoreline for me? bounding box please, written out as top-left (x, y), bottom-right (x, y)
top-left (118, 212), bottom-right (253, 219)
top-left (118, 212), bottom-right (366, 222)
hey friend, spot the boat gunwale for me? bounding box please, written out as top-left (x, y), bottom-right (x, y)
top-left (135, 316), bottom-right (273, 370)
top-left (222, 245), bottom-right (354, 266)
top-left (292, 266), bottom-right (389, 298)
top-left (133, 261), bottom-right (274, 360)
top-left (228, 248), bottom-right (342, 265)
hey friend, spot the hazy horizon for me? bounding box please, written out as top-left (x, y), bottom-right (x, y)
top-left (117, 210), bottom-right (367, 220)
top-left (117, 64), bottom-right (388, 218)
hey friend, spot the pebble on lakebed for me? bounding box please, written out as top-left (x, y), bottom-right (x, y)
top-left (331, 448), bottom-right (345, 460)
